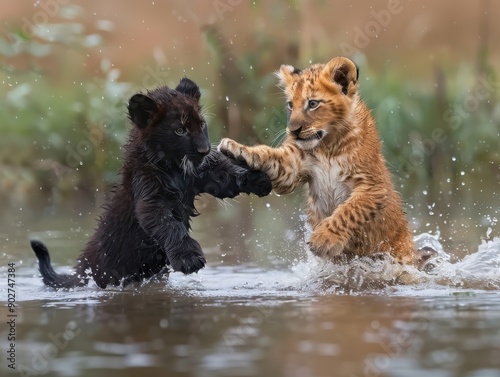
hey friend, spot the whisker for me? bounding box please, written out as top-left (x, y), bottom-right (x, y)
top-left (271, 128), bottom-right (288, 147)
top-left (216, 198), bottom-right (231, 210)
top-left (202, 111), bottom-right (216, 117)
top-left (180, 156), bottom-right (199, 178)
top-left (201, 104), bottom-right (216, 118)
top-left (270, 90), bottom-right (287, 99)
top-left (202, 103), bottom-right (215, 112)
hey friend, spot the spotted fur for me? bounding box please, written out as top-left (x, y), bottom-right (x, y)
top-left (219, 57), bottom-right (433, 266)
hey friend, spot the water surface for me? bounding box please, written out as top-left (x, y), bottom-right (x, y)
top-left (1, 197), bottom-right (500, 377)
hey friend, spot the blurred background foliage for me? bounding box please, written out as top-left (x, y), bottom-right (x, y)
top-left (0, 1), bottom-right (498, 222)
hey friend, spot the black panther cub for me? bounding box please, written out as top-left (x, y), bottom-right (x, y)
top-left (31, 78), bottom-right (271, 289)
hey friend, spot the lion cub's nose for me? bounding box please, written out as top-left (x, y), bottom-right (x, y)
top-left (291, 126), bottom-right (302, 137)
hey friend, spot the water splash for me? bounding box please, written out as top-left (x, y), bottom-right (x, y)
top-left (292, 233), bottom-right (500, 293)
top-left (4, 232), bottom-right (500, 301)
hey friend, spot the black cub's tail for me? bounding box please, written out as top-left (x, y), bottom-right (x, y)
top-left (30, 240), bottom-right (87, 288)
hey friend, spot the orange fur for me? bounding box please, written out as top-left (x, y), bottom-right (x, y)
top-left (219, 57), bottom-right (425, 266)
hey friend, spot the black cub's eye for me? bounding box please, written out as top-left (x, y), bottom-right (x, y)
top-left (175, 127), bottom-right (186, 136)
top-left (286, 102), bottom-right (293, 111)
top-left (201, 121), bottom-right (207, 129)
top-left (308, 100), bottom-right (320, 110)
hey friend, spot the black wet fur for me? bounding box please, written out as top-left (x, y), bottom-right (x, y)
top-left (31, 78), bottom-right (272, 289)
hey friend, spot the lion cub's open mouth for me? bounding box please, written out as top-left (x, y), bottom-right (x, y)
top-left (295, 130), bottom-right (326, 150)
top-left (297, 130), bottom-right (325, 142)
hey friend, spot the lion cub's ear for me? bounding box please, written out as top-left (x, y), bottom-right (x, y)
top-left (275, 64), bottom-right (298, 89)
top-left (321, 57), bottom-right (359, 96)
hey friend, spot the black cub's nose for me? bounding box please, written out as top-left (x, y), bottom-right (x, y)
top-left (196, 144), bottom-right (211, 155)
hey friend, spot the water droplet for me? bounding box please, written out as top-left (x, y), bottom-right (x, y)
top-left (159, 319), bottom-right (169, 328)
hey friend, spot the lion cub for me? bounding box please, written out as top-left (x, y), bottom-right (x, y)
top-left (219, 57), bottom-right (433, 267)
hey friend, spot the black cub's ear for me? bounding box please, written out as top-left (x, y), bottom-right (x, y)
top-left (128, 94), bottom-right (158, 129)
top-left (175, 77), bottom-right (201, 101)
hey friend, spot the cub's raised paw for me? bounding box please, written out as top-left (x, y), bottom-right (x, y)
top-left (308, 228), bottom-right (347, 259)
top-left (239, 171), bottom-right (272, 197)
top-left (218, 138), bottom-right (243, 159)
top-left (167, 238), bottom-right (206, 274)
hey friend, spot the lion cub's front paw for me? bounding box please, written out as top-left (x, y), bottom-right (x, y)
top-left (218, 138), bottom-right (243, 159)
top-left (415, 246), bottom-right (439, 272)
top-left (308, 227), bottom-right (347, 259)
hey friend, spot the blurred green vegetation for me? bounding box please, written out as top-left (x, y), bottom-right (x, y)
top-left (1, 6), bottom-right (499, 212)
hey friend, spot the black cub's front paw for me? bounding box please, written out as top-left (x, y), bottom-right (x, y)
top-left (239, 171), bottom-right (272, 197)
top-left (167, 238), bottom-right (206, 274)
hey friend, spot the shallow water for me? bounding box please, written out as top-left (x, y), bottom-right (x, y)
top-left (1, 198), bottom-right (500, 377)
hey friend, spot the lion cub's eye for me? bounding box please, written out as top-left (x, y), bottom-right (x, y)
top-left (308, 100), bottom-right (320, 110)
top-left (286, 102), bottom-right (293, 111)
top-left (175, 127), bottom-right (186, 136)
